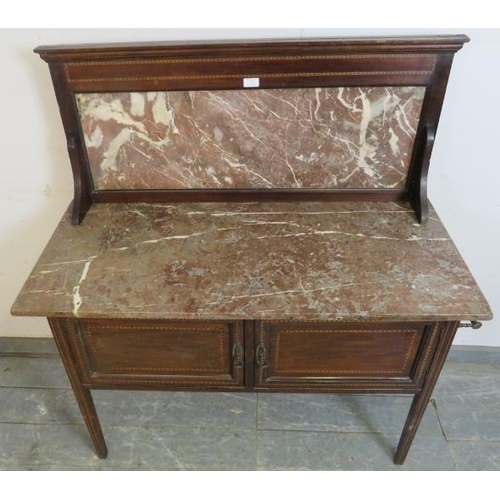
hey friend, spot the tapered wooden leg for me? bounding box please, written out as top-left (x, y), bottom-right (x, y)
top-left (394, 321), bottom-right (459, 465)
top-left (48, 318), bottom-right (108, 458)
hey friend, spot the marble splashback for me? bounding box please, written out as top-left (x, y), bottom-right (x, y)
top-left (76, 87), bottom-right (425, 191)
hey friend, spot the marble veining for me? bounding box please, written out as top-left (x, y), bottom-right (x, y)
top-left (77, 87), bottom-right (425, 191)
top-left (11, 201), bottom-right (491, 322)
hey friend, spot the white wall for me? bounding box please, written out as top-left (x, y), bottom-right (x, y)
top-left (0, 29), bottom-right (498, 345)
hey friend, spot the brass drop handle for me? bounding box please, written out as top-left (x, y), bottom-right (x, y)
top-left (232, 342), bottom-right (244, 368)
top-left (256, 343), bottom-right (268, 368)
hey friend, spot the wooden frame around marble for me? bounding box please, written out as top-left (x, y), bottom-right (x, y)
top-left (35, 35), bottom-right (469, 225)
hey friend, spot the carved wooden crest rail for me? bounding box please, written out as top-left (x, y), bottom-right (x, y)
top-left (11, 35), bottom-right (493, 467)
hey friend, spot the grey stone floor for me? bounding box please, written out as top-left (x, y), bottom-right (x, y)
top-left (0, 338), bottom-right (499, 470)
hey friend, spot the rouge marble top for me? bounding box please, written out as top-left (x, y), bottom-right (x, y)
top-left (12, 201), bottom-right (491, 322)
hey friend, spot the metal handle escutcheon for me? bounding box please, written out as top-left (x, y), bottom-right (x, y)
top-left (256, 343), bottom-right (268, 368)
top-left (232, 342), bottom-right (244, 368)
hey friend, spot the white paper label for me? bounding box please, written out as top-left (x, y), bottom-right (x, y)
top-left (243, 77), bottom-right (260, 88)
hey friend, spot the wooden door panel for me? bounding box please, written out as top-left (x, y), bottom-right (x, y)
top-left (255, 321), bottom-right (440, 392)
top-left (67, 319), bottom-right (245, 389)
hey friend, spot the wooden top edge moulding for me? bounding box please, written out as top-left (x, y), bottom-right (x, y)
top-left (34, 35), bottom-right (470, 60)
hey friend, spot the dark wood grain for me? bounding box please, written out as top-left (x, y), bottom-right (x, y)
top-left (48, 317), bottom-right (108, 458)
top-left (243, 320), bottom-right (255, 391)
top-left (46, 63), bottom-right (94, 225)
top-left (93, 188), bottom-right (408, 204)
top-left (409, 125), bottom-right (436, 224)
top-left (394, 321), bottom-right (460, 464)
top-left (45, 315), bottom-right (467, 463)
top-left (34, 35), bottom-right (470, 61)
top-left (407, 54), bottom-right (456, 222)
top-left (68, 319), bottom-right (245, 390)
top-left (254, 321), bottom-right (440, 392)
top-left (60, 53), bottom-right (437, 93)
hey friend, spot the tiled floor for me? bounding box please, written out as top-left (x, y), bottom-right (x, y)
top-left (0, 338), bottom-right (499, 470)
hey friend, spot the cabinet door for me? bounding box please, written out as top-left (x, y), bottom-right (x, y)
top-left (66, 319), bottom-right (245, 390)
top-left (254, 321), bottom-right (440, 392)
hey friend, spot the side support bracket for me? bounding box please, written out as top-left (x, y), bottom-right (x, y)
top-left (410, 124), bottom-right (436, 224)
top-left (66, 133), bottom-right (93, 225)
